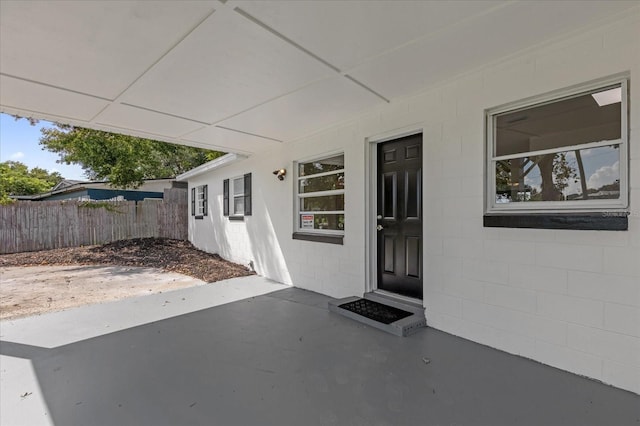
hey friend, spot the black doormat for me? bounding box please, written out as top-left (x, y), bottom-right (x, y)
top-left (338, 298), bottom-right (413, 325)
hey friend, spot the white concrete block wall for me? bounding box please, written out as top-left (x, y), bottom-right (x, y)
top-left (189, 123), bottom-right (367, 298)
top-left (188, 10), bottom-right (640, 394)
top-left (417, 11), bottom-right (640, 394)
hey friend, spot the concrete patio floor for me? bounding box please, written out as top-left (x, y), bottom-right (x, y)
top-left (1, 277), bottom-right (638, 426)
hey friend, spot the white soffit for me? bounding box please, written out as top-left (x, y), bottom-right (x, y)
top-left (96, 104), bottom-right (205, 139)
top-left (218, 76), bottom-right (383, 142)
top-left (234, 0), bottom-right (504, 71)
top-left (1, 1), bottom-right (637, 156)
top-left (119, 7), bottom-right (334, 124)
top-left (0, 0), bottom-right (216, 100)
top-left (0, 75), bottom-right (109, 122)
top-left (349, 1), bottom-right (639, 100)
top-left (182, 126), bottom-right (282, 155)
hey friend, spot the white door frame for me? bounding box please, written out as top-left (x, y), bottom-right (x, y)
top-left (364, 124), bottom-right (424, 303)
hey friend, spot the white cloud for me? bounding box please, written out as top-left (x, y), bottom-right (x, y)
top-left (587, 161), bottom-right (619, 190)
top-left (524, 175), bottom-right (541, 192)
top-left (9, 151), bottom-right (24, 160)
top-left (563, 177), bottom-right (583, 196)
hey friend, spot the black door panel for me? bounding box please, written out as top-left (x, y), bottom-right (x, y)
top-left (377, 134), bottom-right (423, 299)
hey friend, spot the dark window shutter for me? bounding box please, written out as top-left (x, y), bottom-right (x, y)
top-left (203, 185), bottom-right (208, 216)
top-left (244, 173), bottom-right (252, 216)
top-left (223, 179), bottom-right (229, 216)
top-left (191, 187), bottom-right (195, 216)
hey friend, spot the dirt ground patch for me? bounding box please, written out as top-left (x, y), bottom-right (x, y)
top-left (0, 238), bottom-right (254, 320)
top-left (0, 265), bottom-right (207, 320)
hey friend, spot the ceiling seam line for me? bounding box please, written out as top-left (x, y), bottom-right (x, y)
top-left (207, 76), bottom-right (333, 126)
top-left (343, 75), bottom-right (390, 103)
top-left (0, 73), bottom-right (112, 101)
top-left (0, 104), bottom-right (98, 125)
top-left (231, 7), bottom-right (388, 105)
top-left (178, 137), bottom-right (254, 155)
top-left (109, 7), bottom-right (218, 102)
top-left (214, 126), bottom-right (283, 143)
top-left (1, 103), bottom-right (251, 156)
top-left (233, 7), bottom-right (341, 74)
top-left (177, 125), bottom-right (209, 140)
top-left (340, 1), bottom-right (517, 75)
top-left (92, 121), bottom-right (187, 141)
top-left (119, 103), bottom-right (212, 125)
top-left (88, 104), bottom-right (113, 123)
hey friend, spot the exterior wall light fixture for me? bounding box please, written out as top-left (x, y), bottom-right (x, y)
top-left (273, 169), bottom-right (286, 181)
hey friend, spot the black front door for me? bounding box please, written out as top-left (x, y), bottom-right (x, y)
top-left (376, 134), bottom-right (423, 299)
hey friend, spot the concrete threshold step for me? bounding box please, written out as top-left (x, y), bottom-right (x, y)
top-left (328, 293), bottom-right (426, 337)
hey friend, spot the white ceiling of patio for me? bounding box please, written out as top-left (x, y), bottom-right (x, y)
top-left (0, 1), bottom-right (636, 155)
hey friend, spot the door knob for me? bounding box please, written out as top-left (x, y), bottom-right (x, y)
top-left (376, 215), bottom-right (383, 219)
top-left (376, 224), bottom-right (384, 231)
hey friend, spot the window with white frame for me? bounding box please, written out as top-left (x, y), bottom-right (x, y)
top-left (486, 77), bottom-right (628, 214)
top-left (231, 176), bottom-right (245, 216)
top-left (191, 184), bottom-right (207, 218)
top-left (296, 153), bottom-right (345, 234)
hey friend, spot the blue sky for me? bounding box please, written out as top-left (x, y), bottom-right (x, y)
top-left (0, 113), bottom-right (86, 180)
top-left (523, 145), bottom-right (620, 197)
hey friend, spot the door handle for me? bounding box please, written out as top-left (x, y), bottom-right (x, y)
top-left (376, 224), bottom-right (384, 231)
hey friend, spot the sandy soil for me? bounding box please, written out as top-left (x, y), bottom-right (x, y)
top-left (0, 238), bottom-right (254, 320)
top-left (0, 265), bottom-right (206, 320)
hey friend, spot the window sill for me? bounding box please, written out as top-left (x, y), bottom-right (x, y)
top-left (194, 215), bottom-right (204, 220)
top-left (483, 213), bottom-right (628, 231)
top-left (228, 216), bottom-right (244, 221)
top-left (292, 232), bottom-right (344, 245)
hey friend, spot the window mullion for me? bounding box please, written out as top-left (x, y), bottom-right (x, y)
top-left (299, 210), bottom-right (344, 214)
top-left (297, 168), bottom-right (344, 180)
top-left (492, 139), bottom-right (622, 162)
top-left (298, 189), bottom-right (345, 198)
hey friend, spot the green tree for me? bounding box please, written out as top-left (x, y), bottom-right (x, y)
top-left (497, 152), bottom-right (579, 202)
top-left (39, 123), bottom-right (223, 188)
top-left (0, 161), bottom-right (63, 200)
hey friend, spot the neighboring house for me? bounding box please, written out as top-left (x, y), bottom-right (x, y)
top-left (2, 2), bottom-right (638, 395)
top-left (24, 179), bottom-right (184, 202)
top-left (50, 179), bottom-right (86, 191)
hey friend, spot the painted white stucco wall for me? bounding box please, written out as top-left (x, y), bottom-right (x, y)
top-left (187, 11), bottom-right (640, 394)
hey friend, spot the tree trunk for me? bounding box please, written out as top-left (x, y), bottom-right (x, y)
top-left (537, 154), bottom-right (562, 201)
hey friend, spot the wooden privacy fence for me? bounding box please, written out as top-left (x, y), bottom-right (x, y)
top-left (0, 196), bottom-right (187, 254)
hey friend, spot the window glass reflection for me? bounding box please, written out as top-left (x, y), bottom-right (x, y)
top-left (495, 145), bottom-right (620, 203)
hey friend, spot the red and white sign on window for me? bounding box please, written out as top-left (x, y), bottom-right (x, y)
top-left (301, 214), bottom-right (314, 229)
